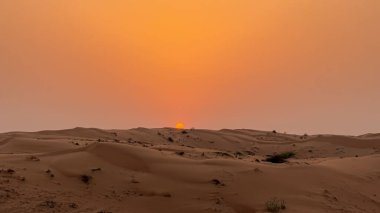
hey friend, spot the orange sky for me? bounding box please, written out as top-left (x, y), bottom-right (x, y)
top-left (1, 0), bottom-right (379, 134)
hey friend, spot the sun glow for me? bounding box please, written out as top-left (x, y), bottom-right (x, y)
top-left (175, 123), bottom-right (185, 129)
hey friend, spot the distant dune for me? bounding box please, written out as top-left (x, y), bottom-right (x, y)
top-left (0, 128), bottom-right (379, 212)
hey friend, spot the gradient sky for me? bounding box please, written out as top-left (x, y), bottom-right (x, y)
top-left (1, 0), bottom-right (379, 135)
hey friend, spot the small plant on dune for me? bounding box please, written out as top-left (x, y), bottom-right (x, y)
top-left (211, 179), bottom-right (225, 186)
top-left (6, 169), bottom-right (15, 174)
top-left (266, 197), bottom-right (286, 212)
top-left (80, 174), bottom-right (92, 184)
top-left (279, 152), bottom-right (295, 158)
top-left (176, 151), bottom-right (185, 156)
top-left (300, 133), bottom-right (308, 140)
top-left (266, 151), bottom-right (295, 163)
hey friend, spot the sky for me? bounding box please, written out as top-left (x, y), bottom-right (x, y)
top-left (1, 0), bottom-right (379, 135)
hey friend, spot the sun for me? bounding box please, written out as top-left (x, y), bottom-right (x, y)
top-left (175, 122), bottom-right (185, 129)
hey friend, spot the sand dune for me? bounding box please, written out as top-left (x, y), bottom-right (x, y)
top-left (0, 128), bottom-right (379, 212)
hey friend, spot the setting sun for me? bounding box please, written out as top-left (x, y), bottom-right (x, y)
top-left (175, 123), bottom-right (185, 129)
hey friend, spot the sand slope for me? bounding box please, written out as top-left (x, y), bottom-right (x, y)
top-left (0, 128), bottom-right (379, 212)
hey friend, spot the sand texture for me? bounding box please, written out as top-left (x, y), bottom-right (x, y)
top-left (0, 127), bottom-right (379, 212)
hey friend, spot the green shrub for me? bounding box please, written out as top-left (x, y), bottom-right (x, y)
top-left (266, 197), bottom-right (286, 212)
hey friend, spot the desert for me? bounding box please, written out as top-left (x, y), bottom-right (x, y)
top-left (2, 1), bottom-right (380, 212)
top-left (1, 127), bottom-right (379, 212)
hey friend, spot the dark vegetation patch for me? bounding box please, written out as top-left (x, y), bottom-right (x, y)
top-left (175, 151), bottom-right (185, 156)
top-left (40, 200), bottom-right (57, 208)
top-left (211, 179), bottom-right (225, 186)
top-left (69, 203), bottom-right (78, 209)
top-left (162, 192), bottom-right (172, 198)
top-left (266, 152), bottom-right (295, 163)
top-left (80, 175), bottom-right (92, 184)
top-left (6, 169), bottom-right (15, 174)
top-left (300, 134), bottom-right (308, 140)
top-left (131, 179), bottom-right (140, 184)
top-left (234, 151), bottom-right (243, 157)
top-left (244, 151), bottom-right (256, 156)
top-left (266, 197), bottom-right (286, 212)
top-left (215, 151), bottom-right (234, 158)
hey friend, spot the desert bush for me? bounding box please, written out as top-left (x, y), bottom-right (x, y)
top-left (176, 151), bottom-right (185, 156)
top-left (69, 203), bottom-right (78, 209)
top-left (211, 179), bottom-right (225, 186)
top-left (80, 175), bottom-right (92, 184)
top-left (266, 197), bottom-right (286, 212)
top-left (266, 152), bottom-right (295, 163)
top-left (40, 200), bottom-right (56, 208)
top-left (7, 169), bottom-right (15, 174)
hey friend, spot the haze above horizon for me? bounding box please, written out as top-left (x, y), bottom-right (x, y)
top-left (1, 1), bottom-right (379, 135)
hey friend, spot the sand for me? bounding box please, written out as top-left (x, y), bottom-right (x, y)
top-left (0, 127), bottom-right (379, 212)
